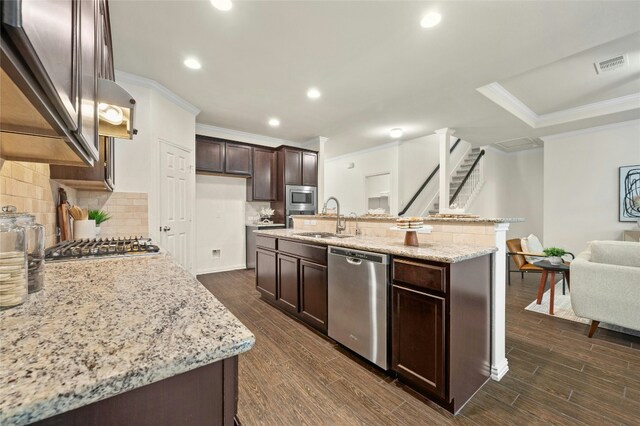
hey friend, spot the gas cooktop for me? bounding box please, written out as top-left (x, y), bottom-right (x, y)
top-left (45, 237), bottom-right (160, 262)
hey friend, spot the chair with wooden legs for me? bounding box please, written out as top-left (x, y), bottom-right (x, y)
top-left (506, 239), bottom-right (544, 285)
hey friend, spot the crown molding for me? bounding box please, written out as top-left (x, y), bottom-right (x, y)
top-left (477, 82), bottom-right (640, 129)
top-left (477, 83), bottom-right (538, 127)
top-left (325, 141), bottom-right (400, 163)
top-left (540, 118), bottom-right (640, 142)
top-left (195, 123), bottom-right (301, 147)
top-left (115, 70), bottom-right (200, 115)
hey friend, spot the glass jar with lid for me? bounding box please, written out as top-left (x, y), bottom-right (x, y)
top-left (0, 214), bottom-right (28, 309)
top-left (15, 214), bottom-right (45, 293)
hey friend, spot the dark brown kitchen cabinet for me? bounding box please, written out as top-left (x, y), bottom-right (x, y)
top-left (1, 0), bottom-right (108, 165)
top-left (76, 0), bottom-right (99, 160)
top-left (255, 237), bottom-right (328, 333)
top-left (196, 137), bottom-right (225, 174)
top-left (225, 143), bottom-right (252, 176)
top-left (392, 284), bottom-right (446, 399)
top-left (49, 136), bottom-right (114, 190)
top-left (301, 151), bottom-right (318, 186)
top-left (276, 254), bottom-right (299, 314)
top-left (247, 147), bottom-right (277, 201)
top-left (255, 248), bottom-right (277, 301)
top-left (391, 255), bottom-right (491, 414)
top-left (2, 0), bottom-right (80, 132)
top-left (283, 148), bottom-right (302, 185)
top-left (299, 260), bottom-right (328, 333)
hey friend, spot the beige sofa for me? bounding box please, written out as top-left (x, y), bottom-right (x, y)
top-left (570, 241), bottom-right (640, 337)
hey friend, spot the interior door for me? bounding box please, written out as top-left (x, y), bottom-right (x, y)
top-left (159, 141), bottom-right (191, 270)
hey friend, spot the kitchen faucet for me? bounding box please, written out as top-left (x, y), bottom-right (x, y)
top-left (322, 196), bottom-right (346, 234)
top-left (349, 212), bottom-right (361, 236)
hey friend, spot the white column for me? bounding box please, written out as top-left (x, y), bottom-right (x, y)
top-left (435, 128), bottom-right (455, 213)
top-left (491, 222), bottom-right (510, 380)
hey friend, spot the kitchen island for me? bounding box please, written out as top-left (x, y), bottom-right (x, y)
top-left (0, 254), bottom-right (255, 425)
top-left (253, 228), bottom-right (497, 413)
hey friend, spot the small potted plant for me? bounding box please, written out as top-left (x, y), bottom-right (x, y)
top-left (543, 247), bottom-right (566, 265)
top-left (89, 209), bottom-right (111, 236)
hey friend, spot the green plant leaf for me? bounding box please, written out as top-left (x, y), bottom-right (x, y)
top-left (88, 209), bottom-right (112, 225)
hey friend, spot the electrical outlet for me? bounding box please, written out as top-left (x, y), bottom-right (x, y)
top-left (310, 220), bottom-right (317, 225)
top-left (304, 220), bottom-right (310, 225)
top-left (211, 249), bottom-right (221, 258)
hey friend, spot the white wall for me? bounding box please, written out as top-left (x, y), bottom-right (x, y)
top-left (469, 147), bottom-right (544, 240)
top-left (542, 120), bottom-right (640, 254)
top-left (324, 143), bottom-right (400, 215)
top-left (114, 71), bottom-right (198, 273)
top-left (195, 175), bottom-right (248, 274)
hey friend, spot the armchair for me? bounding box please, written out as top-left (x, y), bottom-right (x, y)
top-left (570, 241), bottom-right (640, 337)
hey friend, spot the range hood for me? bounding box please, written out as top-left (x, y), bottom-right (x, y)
top-left (98, 78), bottom-right (136, 139)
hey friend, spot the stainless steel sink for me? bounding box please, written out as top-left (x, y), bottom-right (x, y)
top-left (297, 232), bottom-right (354, 239)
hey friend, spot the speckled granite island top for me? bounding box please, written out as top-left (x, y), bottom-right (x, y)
top-left (292, 214), bottom-right (524, 223)
top-left (0, 254), bottom-right (255, 425)
top-left (256, 229), bottom-right (497, 263)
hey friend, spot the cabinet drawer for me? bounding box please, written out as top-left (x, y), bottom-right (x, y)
top-left (256, 235), bottom-right (277, 250)
top-left (393, 258), bottom-right (446, 293)
top-left (278, 239), bottom-right (327, 266)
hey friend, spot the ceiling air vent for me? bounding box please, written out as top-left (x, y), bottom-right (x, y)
top-left (594, 54), bottom-right (626, 74)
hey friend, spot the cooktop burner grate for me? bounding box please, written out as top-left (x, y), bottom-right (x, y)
top-left (45, 237), bottom-right (160, 261)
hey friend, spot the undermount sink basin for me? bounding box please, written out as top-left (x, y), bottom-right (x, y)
top-left (296, 232), bottom-right (354, 239)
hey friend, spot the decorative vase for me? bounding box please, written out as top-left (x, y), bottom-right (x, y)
top-left (96, 226), bottom-right (101, 236)
top-left (549, 256), bottom-right (562, 265)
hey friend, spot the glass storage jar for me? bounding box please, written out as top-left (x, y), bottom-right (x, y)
top-left (15, 214), bottom-right (45, 293)
top-left (0, 215), bottom-right (28, 309)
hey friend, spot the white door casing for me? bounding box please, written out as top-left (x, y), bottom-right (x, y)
top-left (159, 141), bottom-right (191, 270)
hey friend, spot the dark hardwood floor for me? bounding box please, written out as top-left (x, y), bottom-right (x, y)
top-left (198, 268), bottom-right (640, 425)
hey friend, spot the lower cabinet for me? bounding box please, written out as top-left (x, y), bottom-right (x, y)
top-left (256, 248), bottom-right (277, 300)
top-left (276, 254), bottom-right (299, 314)
top-left (392, 284), bottom-right (446, 399)
top-left (255, 237), bottom-right (328, 333)
top-left (300, 260), bottom-right (328, 333)
top-left (391, 255), bottom-right (491, 414)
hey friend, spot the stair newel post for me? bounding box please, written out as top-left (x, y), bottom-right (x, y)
top-left (435, 128), bottom-right (455, 213)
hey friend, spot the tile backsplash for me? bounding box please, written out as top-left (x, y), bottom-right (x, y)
top-left (76, 191), bottom-right (149, 238)
top-left (0, 160), bottom-right (77, 247)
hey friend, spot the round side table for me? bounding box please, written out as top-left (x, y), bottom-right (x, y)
top-left (534, 260), bottom-right (570, 316)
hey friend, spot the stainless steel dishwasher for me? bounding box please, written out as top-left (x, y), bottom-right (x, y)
top-left (328, 246), bottom-right (390, 369)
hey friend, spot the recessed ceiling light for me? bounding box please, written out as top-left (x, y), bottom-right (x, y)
top-left (420, 12), bottom-right (442, 28)
top-left (183, 58), bottom-right (202, 70)
top-left (307, 87), bottom-right (321, 99)
top-left (210, 0), bottom-right (232, 11)
top-left (389, 128), bottom-right (403, 139)
top-left (268, 118), bottom-right (280, 127)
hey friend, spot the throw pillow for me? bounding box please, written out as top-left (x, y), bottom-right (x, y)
top-left (520, 234), bottom-right (545, 264)
top-left (591, 240), bottom-right (640, 268)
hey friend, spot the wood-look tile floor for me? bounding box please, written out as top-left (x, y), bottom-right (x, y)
top-left (198, 269), bottom-right (640, 425)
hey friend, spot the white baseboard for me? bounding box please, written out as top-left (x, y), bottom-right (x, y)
top-left (196, 264), bottom-right (247, 276)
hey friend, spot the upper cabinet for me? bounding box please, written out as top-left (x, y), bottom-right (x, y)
top-left (302, 151), bottom-right (318, 186)
top-left (195, 136), bottom-right (253, 176)
top-left (248, 147), bottom-right (277, 201)
top-left (279, 147), bottom-right (318, 187)
top-left (225, 143), bottom-right (252, 176)
top-left (196, 136), bottom-right (225, 174)
top-left (283, 148), bottom-right (302, 186)
top-left (0, 0), bottom-right (115, 166)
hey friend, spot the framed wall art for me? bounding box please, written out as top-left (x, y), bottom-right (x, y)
top-left (619, 165), bottom-right (640, 222)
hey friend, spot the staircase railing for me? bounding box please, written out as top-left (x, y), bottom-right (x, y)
top-left (449, 149), bottom-right (485, 209)
top-left (398, 138), bottom-right (461, 216)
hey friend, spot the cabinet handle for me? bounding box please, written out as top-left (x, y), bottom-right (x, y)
top-left (163, 226), bottom-right (171, 232)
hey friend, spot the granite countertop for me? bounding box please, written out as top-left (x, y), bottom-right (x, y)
top-left (246, 222), bottom-right (286, 227)
top-left (256, 229), bottom-right (497, 263)
top-left (0, 254), bottom-right (255, 425)
top-left (292, 214), bottom-right (524, 223)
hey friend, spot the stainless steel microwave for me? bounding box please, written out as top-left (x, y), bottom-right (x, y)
top-left (286, 185), bottom-right (317, 212)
